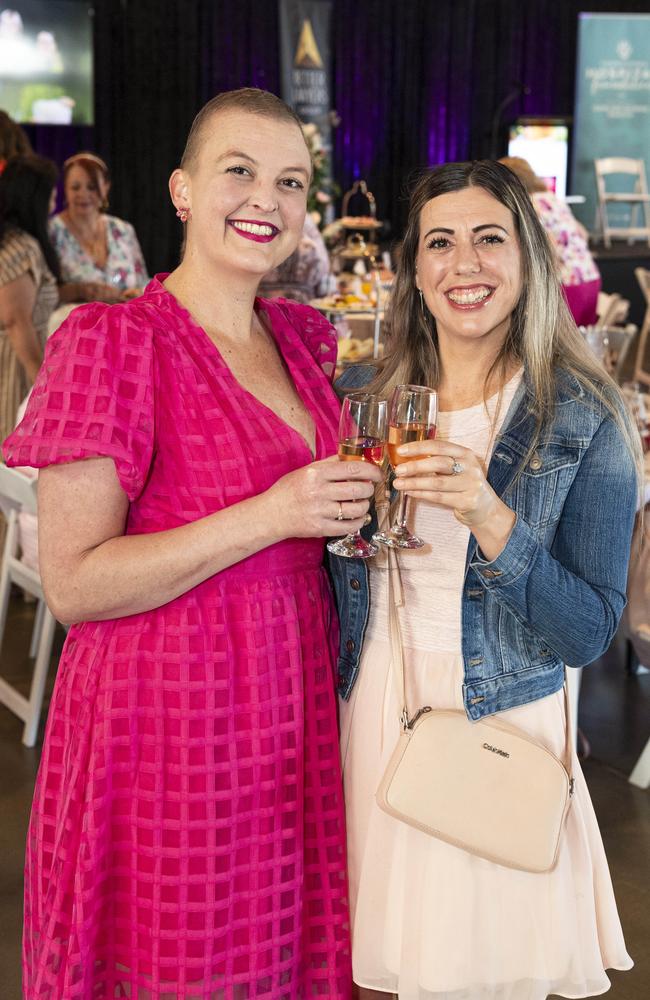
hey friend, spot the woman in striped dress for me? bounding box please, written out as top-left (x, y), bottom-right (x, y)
top-left (0, 155), bottom-right (59, 443)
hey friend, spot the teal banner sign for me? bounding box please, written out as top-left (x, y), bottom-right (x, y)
top-left (572, 13), bottom-right (650, 231)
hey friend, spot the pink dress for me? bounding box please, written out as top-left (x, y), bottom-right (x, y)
top-left (4, 276), bottom-right (352, 999)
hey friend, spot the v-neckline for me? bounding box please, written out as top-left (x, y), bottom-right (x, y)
top-left (64, 213), bottom-right (110, 271)
top-left (160, 285), bottom-right (318, 460)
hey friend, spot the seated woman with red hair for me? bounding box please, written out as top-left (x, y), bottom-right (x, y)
top-left (49, 151), bottom-right (149, 304)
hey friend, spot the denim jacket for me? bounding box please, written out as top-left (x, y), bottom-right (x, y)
top-left (327, 364), bottom-right (637, 720)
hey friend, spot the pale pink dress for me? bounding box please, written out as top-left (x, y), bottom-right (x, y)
top-left (340, 374), bottom-right (633, 999)
top-left (4, 277), bottom-right (352, 999)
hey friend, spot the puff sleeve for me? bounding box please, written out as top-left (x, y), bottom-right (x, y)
top-left (272, 298), bottom-right (338, 383)
top-left (3, 301), bottom-right (155, 501)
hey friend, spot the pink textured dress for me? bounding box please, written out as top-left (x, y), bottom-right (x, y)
top-left (4, 276), bottom-right (352, 1000)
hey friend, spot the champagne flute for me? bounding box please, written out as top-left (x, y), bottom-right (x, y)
top-left (327, 393), bottom-right (387, 559)
top-left (373, 384), bottom-right (437, 549)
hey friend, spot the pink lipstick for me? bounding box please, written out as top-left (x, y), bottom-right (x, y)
top-left (228, 219), bottom-right (279, 243)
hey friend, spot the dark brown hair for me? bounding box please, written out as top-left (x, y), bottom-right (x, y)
top-left (0, 155), bottom-right (60, 280)
top-left (368, 160), bottom-right (642, 486)
top-left (0, 111), bottom-right (32, 162)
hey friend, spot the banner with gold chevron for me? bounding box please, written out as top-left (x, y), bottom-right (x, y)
top-left (279, 0), bottom-right (332, 154)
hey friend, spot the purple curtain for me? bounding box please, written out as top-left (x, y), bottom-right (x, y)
top-left (330, 0), bottom-right (606, 237)
top-left (22, 0), bottom-right (650, 273)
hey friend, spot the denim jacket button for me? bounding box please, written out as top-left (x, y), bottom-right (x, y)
top-left (346, 639), bottom-right (356, 653)
top-left (529, 455), bottom-right (542, 470)
top-left (482, 568), bottom-right (503, 578)
top-left (350, 578), bottom-right (361, 591)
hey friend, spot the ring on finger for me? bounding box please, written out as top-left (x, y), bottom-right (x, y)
top-left (336, 501), bottom-right (345, 520)
top-left (451, 459), bottom-right (464, 476)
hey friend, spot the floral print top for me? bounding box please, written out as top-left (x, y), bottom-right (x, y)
top-left (532, 191), bottom-right (600, 287)
top-left (49, 213), bottom-right (149, 291)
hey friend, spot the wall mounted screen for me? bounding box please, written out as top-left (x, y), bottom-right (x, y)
top-left (0, 1), bottom-right (93, 125)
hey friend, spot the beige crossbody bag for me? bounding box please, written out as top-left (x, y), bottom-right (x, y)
top-left (375, 546), bottom-right (575, 873)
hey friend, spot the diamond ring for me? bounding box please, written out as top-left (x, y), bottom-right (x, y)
top-left (336, 502), bottom-right (345, 520)
top-left (451, 459), bottom-right (464, 475)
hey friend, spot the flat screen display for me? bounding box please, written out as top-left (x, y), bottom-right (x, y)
top-left (508, 121), bottom-right (570, 199)
top-left (0, 1), bottom-right (93, 125)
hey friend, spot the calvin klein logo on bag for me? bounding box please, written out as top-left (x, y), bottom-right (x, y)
top-left (482, 742), bottom-right (510, 758)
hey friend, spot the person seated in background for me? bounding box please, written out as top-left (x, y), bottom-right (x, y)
top-left (0, 155), bottom-right (59, 444)
top-left (0, 109), bottom-right (32, 173)
top-left (500, 155), bottom-right (601, 327)
top-left (258, 211), bottom-right (335, 302)
top-left (49, 151), bottom-right (149, 305)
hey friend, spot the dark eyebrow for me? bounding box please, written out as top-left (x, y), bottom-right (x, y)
top-left (216, 149), bottom-right (310, 178)
top-left (423, 223), bottom-right (509, 240)
top-left (473, 223), bottom-right (508, 234)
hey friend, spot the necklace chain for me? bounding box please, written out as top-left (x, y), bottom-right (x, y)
top-left (65, 213), bottom-right (106, 261)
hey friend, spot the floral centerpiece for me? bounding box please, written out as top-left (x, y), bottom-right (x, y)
top-left (301, 118), bottom-right (340, 230)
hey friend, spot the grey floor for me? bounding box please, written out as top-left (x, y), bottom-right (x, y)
top-left (0, 597), bottom-right (648, 999)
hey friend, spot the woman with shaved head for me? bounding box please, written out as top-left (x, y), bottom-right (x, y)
top-left (5, 88), bottom-right (377, 999)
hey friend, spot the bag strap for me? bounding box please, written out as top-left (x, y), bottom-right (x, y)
top-left (385, 526), bottom-right (574, 782)
top-left (387, 546), bottom-right (409, 730)
top-left (375, 496), bottom-right (408, 727)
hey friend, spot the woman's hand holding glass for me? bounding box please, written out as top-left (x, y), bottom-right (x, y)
top-left (392, 438), bottom-right (517, 559)
top-left (327, 393), bottom-right (388, 559)
top-left (265, 452), bottom-right (383, 543)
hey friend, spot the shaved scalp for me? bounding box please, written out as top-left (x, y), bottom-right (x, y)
top-left (180, 88), bottom-right (308, 172)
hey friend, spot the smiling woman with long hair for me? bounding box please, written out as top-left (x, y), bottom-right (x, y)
top-left (4, 88), bottom-right (380, 1000)
top-left (330, 161), bottom-right (640, 1000)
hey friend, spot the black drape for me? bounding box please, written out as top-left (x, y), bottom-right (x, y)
top-left (22, 0), bottom-right (650, 274)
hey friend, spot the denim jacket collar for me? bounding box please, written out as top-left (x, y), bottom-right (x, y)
top-left (487, 368), bottom-right (596, 497)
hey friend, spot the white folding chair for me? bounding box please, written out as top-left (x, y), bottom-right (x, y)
top-left (594, 158), bottom-right (650, 248)
top-left (595, 291), bottom-right (630, 328)
top-left (0, 466), bottom-right (57, 746)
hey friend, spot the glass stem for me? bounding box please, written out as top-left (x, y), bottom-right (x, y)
top-left (395, 491), bottom-right (409, 530)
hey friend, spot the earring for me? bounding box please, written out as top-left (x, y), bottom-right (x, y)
top-left (418, 288), bottom-right (426, 315)
top-left (175, 207), bottom-right (191, 223)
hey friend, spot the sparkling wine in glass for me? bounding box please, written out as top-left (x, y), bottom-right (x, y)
top-left (327, 393), bottom-right (387, 559)
top-left (373, 384), bottom-right (437, 549)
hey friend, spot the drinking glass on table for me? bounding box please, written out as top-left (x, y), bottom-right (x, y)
top-left (327, 393), bottom-right (387, 559)
top-left (110, 267), bottom-right (129, 291)
top-left (373, 384), bottom-right (437, 549)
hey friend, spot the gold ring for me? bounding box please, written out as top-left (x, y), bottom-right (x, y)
top-left (336, 502), bottom-right (345, 520)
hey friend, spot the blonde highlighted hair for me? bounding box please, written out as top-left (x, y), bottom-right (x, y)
top-left (367, 160), bottom-right (642, 487)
